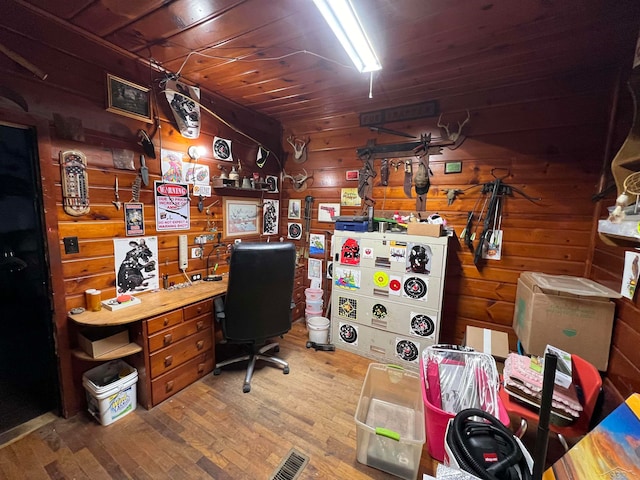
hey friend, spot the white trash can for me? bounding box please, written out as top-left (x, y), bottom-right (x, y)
top-left (82, 359), bottom-right (138, 426)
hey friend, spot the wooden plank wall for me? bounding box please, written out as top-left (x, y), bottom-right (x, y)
top-left (0, 14), bottom-right (283, 416)
top-left (281, 68), bottom-right (622, 361)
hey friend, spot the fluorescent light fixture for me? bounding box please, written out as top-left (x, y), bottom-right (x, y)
top-left (313, 0), bottom-right (381, 73)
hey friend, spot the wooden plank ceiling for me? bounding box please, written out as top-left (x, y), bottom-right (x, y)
top-left (14, 0), bottom-right (640, 124)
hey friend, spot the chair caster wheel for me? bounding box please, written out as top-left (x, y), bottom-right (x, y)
top-left (243, 384), bottom-right (251, 393)
top-left (213, 368), bottom-right (221, 375)
top-left (306, 341), bottom-right (312, 348)
top-left (283, 366), bottom-right (290, 375)
top-left (274, 345), bottom-right (280, 353)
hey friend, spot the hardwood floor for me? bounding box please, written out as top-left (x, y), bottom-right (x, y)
top-left (0, 321), bottom-right (441, 479)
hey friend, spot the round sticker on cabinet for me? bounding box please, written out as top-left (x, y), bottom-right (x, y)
top-left (372, 303), bottom-right (388, 319)
top-left (396, 339), bottom-right (419, 362)
top-left (403, 276), bottom-right (427, 299)
top-left (389, 279), bottom-right (402, 292)
top-left (339, 323), bottom-right (358, 344)
top-left (373, 271), bottom-right (389, 287)
top-left (410, 314), bottom-right (435, 337)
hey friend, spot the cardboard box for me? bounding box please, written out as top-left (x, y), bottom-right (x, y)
top-left (406, 222), bottom-right (443, 237)
top-left (78, 327), bottom-right (129, 358)
top-left (465, 326), bottom-right (510, 360)
top-left (513, 272), bottom-right (621, 371)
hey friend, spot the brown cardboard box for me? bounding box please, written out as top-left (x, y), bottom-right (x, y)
top-left (513, 272), bottom-right (621, 371)
top-left (465, 326), bottom-right (510, 360)
top-left (406, 222), bottom-right (443, 237)
top-left (78, 328), bottom-right (129, 358)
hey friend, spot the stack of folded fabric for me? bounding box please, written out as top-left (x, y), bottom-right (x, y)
top-left (503, 353), bottom-right (582, 425)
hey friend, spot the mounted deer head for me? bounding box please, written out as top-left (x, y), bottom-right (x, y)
top-left (437, 110), bottom-right (470, 144)
top-left (286, 135), bottom-right (309, 163)
top-left (283, 168), bottom-right (313, 192)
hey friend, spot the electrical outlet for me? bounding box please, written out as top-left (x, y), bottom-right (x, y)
top-left (191, 273), bottom-right (202, 281)
top-left (63, 236), bottom-right (79, 254)
top-left (191, 247), bottom-right (202, 259)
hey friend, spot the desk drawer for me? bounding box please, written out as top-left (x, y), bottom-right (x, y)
top-left (147, 314), bottom-right (212, 353)
top-left (184, 299), bottom-right (213, 321)
top-left (146, 310), bottom-right (183, 335)
top-left (149, 328), bottom-right (213, 378)
top-left (151, 351), bottom-right (214, 406)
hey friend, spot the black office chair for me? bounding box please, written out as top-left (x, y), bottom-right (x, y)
top-left (213, 241), bottom-right (297, 393)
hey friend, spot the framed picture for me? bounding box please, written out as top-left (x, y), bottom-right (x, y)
top-left (318, 202), bottom-right (340, 222)
top-left (288, 199), bottom-right (301, 219)
top-left (262, 199), bottom-right (279, 235)
top-left (106, 73), bottom-right (153, 123)
top-left (223, 197), bottom-right (260, 239)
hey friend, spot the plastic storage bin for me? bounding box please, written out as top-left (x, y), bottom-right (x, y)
top-left (82, 359), bottom-right (138, 426)
top-left (355, 363), bottom-right (425, 480)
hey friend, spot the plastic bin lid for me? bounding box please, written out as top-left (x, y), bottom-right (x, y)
top-left (529, 272), bottom-right (621, 298)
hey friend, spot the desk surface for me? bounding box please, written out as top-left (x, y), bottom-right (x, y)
top-left (69, 279), bottom-right (228, 326)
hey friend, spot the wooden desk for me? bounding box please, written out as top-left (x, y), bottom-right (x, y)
top-left (69, 279), bottom-right (228, 409)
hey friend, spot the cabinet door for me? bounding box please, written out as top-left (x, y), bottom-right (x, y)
top-left (149, 329), bottom-right (213, 378)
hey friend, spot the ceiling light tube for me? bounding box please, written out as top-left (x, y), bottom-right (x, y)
top-left (313, 0), bottom-right (381, 73)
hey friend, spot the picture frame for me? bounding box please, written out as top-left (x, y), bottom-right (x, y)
top-left (318, 202), bottom-right (340, 222)
top-left (262, 199), bottom-right (279, 236)
top-left (106, 73), bottom-right (153, 123)
top-left (288, 199), bottom-right (301, 219)
top-left (223, 197), bottom-right (260, 239)
top-left (444, 161), bottom-right (462, 174)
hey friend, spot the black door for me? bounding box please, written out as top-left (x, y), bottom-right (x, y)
top-left (0, 123), bottom-right (59, 434)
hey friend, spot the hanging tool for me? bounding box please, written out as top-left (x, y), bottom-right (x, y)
top-left (112, 176), bottom-right (121, 210)
top-left (303, 195), bottom-right (314, 258)
top-left (140, 155), bottom-right (149, 186)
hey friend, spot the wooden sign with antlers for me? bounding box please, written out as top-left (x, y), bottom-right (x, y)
top-left (283, 168), bottom-right (313, 192)
top-left (286, 135), bottom-right (309, 163)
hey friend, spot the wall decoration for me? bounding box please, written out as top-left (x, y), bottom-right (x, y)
top-left (154, 181), bottom-right (190, 231)
top-left (445, 161), bottom-right (462, 174)
top-left (318, 202), bottom-right (340, 222)
top-left (113, 236), bottom-right (159, 294)
top-left (161, 148), bottom-right (185, 183)
top-left (60, 150), bottom-right (90, 216)
top-left (213, 136), bottom-right (233, 161)
top-left (265, 175), bottom-right (278, 193)
top-left (106, 74), bottom-right (152, 123)
top-left (224, 197), bottom-right (260, 238)
top-left (164, 79), bottom-right (200, 139)
top-left (288, 199), bottom-right (301, 219)
top-left (346, 170), bottom-right (360, 181)
top-left (307, 258), bottom-right (322, 281)
top-left (341, 188), bottom-right (361, 206)
top-left (288, 222), bottom-right (302, 240)
top-left (482, 230), bottom-right (503, 261)
top-left (621, 251), bottom-right (640, 300)
top-left (309, 233), bottom-right (325, 255)
top-left (256, 146), bottom-right (269, 168)
top-left (183, 162), bottom-right (210, 186)
top-left (262, 199), bottom-right (279, 235)
top-left (125, 202), bottom-right (144, 236)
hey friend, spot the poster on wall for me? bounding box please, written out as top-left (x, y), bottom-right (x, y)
top-left (621, 251), bottom-right (640, 300)
top-left (309, 233), bottom-right (325, 255)
top-left (340, 188), bottom-right (361, 206)
top-left (113, 236), bottom-right (159, 294)
top-left (154, 181), bottom-right (190, 230)
top-left (160, 148), bottom-right (185, 183)
top-left (262, 199), bottom-right (279, 235)
top-left (125, 202), bottom-right (144, 236)
top-left (183, 162), bottom-right (210, 186)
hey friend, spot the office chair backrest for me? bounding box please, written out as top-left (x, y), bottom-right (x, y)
top-left (222, 242), bottom-right (297, 343)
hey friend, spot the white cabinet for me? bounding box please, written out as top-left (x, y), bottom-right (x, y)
top-left (330, 231), bottom-right (449, 369)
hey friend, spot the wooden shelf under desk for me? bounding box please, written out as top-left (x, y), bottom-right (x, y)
top-left (68, 279), bottom-right (228, 326)
top-left (72, 343), bottom-right (143, 361)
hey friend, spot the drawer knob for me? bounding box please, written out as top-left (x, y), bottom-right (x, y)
top-left (197, 363), bottom-right (205, 374)
top-left (163, 334), bottom-right (173, 346)
top-left (196, 340), bottom-right (204, 350)
top-left (164, 356), bottom-right (173, 367)
top-left (163, 317), bottom-right (169, 326)
top-left (196, 306), bottom-right (202, 314)
top-left (165, 381), bottom-right (174, 393)
top-left (196, 320), bottom-right (204, 331)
